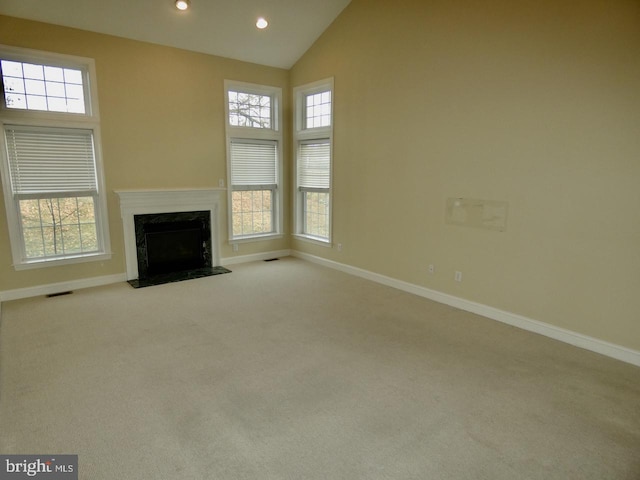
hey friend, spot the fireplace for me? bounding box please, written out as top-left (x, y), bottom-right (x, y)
top-left (135, 211), bottom-right (211, 277)
top-left (115, 188), bottom-right (229, 288)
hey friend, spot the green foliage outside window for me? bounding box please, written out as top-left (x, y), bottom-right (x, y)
top-left (231, 190), bottom-right (273, 237)
top-left (19, 196), bottom-right (98, 258)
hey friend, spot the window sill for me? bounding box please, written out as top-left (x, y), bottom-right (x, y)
top-left (292, 234), bottom-right (331, 247)
top-left (13, 252), bottom-right (112, 271)
top-left (229, 233), bottom-right (284, 244)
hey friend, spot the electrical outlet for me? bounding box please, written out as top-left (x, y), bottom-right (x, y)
top-left (219, 178), bottom-right (225, 187)
top-left (428, 264), bottom-right (435, 274)
top-left (232, 244), bottom-right (238, 252)
top-left (454, 271), bottom-right (462, 282)
top-left (337, 243), bottom-right (343, 252)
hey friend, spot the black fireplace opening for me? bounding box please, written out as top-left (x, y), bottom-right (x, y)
top-left (145, 220), bottom-right (205, 275)
top-left (129, 210), bottom-right (230, 288)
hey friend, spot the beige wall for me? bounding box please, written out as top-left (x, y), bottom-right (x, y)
top-left (0, 15), bottom-right (290, 291)
top-left (291, 0), bottom-right (640, 350)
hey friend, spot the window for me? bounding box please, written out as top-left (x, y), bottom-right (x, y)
top-left (229, 140), bottom-right (277, 236)
top-left (298, 141), bottom-right (330, 238)
top-left (305, 91), bottom-right (331, 129)
top-left (1, 59), bottom-right (87, 113)
top-left (0, 45), bottom-right (110, 269)
top-left (224, 81), bottom-right (282, 241)
top-left (228, 90), bottom-right (271, 128)
top-left (294, 79), bottom-right (334, 243)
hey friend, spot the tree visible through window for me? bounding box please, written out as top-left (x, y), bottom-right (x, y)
top-left (225, 81), bottom-right (282, 241)
top-left (297, 140), bottom-right (331, 240)
top-left (228, 90), bottom-right (271, 128)
top-left (3, 124), bottom-right (103, 262)
top-left (303, 191), bottom-right (330, 239)
top-left (20, 197), bottom-right (98, 258)
top-left (231, 190), bottom-right (272, 236)
top-left (0, 46), bottom-right (110, 268)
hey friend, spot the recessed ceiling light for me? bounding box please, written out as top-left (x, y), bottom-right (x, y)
top-left (175, 0), bottom-right (190, 11)
top-left (256, 17), bottom-right (269, 29)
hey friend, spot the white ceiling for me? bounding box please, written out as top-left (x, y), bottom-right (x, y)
top-left (0, 0), bottom-right (352, 69)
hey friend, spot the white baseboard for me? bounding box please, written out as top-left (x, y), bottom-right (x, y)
top-left (221, 249), bottom-right (291, 266)
top-left (0, 273), bottom-right (127, 303)
top-left (291, 251), bottom-right (640, 367)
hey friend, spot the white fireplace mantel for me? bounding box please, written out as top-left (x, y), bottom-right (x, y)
top-left (115, 188), bottom-right (224, 280)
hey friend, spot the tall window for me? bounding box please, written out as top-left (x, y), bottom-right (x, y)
top-left (224, 81), bottom-right (282, 241)
top-left (294, 79), bottom-right (333, 243)
top-left (0, 45), bottom-right (110, 269)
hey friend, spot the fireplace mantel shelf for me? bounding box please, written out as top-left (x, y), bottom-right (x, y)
top-left (115, 188), bottom-right (226, 194)
top-left (115, 188), bottom-right (225, 211)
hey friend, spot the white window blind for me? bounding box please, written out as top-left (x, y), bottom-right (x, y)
top-left (298, 140), bottom-right (330, 190)
top-left (230, 140), bottom-right (277, 188)
top-left (5, 125), bottom-right (97, 196)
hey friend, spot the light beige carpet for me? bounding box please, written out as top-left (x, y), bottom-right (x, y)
top-left (1, 257), bottom-right (639, 479)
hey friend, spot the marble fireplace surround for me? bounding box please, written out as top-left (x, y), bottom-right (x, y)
top-left (115, 189), bottom-right (223, 281)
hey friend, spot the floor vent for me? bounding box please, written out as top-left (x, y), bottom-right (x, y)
top-left (46, 291), bottom-right (73, 298)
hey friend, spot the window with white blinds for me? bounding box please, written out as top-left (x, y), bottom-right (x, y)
top-left (224, 81), bottom-right (282, 241)
top-left (229, 140), bottom-right (277, 237)
top-left (294, 79), bottom-right (333, 243)
top-left (5, 125), bottom-right (97, 196)
top-left (297, 141), bottom-right (330, 191)
top-left (230, 140), bottom-right (277, 189)
top-left (0, 45), bottom-right (110, 268)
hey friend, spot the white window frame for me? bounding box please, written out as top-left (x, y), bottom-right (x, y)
top-left (224, 80), bottom-right (283, 242)
top-left (293, 78), bottom-right (334, 245)
top-left (0, 44), bottom-right (111, 270)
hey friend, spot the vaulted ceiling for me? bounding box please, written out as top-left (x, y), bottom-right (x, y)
top-left (0, 0), bottom-right (352, 69)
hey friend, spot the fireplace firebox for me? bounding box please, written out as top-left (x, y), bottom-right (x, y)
top-left (144, 220), bottom-right (206, 275)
